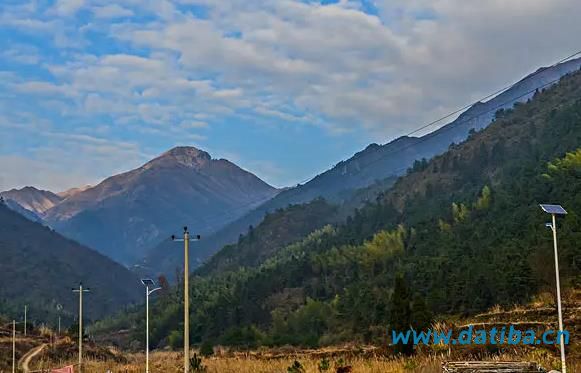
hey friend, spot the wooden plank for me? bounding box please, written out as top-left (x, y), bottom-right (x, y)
top-left (442, 361), bottom-right (546, 372)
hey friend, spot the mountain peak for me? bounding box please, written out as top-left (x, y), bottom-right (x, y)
top-left (149, 146), bottom-right (212, 169)
top-left (0, 186), bottom-right (62, 215)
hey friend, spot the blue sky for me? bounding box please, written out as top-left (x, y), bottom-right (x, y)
top-left (1, 0), bottom-right (581, 191)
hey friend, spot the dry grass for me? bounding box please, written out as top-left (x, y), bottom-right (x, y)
top-left (26, 291), bottom-right (581, 372)
top-left (31, 348), bottom-right (580, 373)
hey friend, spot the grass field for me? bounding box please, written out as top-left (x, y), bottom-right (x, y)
top-left (13, 291), bottom-right (581, 372)
top-left (30, 349), bottom-right (580, 373)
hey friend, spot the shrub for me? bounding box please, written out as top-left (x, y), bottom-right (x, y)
top-left (199, 340), bottom-right (214, 357)
top-left (190, 353), bottom-right (206, 372)
top-left (287, 360), bottom-right (305, 373)
top-left (168, 330), bottom-right (183, 350)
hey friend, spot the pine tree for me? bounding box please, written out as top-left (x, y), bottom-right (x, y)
top-left (389, 274), bottom-right (413, 355)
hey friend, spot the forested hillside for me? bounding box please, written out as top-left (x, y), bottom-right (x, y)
top-left (93, 68), bottom-right (581, 350)
top-left (143, 58), bottom-right (581, 277)
top-left (0, 202), bottom-right (141, 322)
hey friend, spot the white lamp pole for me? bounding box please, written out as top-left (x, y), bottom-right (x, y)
top-left (540, 204), bottom-right (567, 373)
top-left (12, 320), bottom-right (16, 373)
top-left (171, 227), bottom-right (201, 373)
top-left (56, 304), bottom-right (63, 336)
top-left (24, 305), bottom-right (27, 336)
top-left (141, 279), bottom-right (161, 373)
top-left (72, 283), bottom-right (90, 373)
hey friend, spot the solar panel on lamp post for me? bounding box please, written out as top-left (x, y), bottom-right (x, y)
top-left (141, 279), bottom-right (162, 373)
top-left (171, 227), bottom-right (201, 373)
top-left (539, 204), bottom-right (568, 373)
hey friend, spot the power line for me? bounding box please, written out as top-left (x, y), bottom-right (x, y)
top-left (164, 50), bottom-right (581, 234)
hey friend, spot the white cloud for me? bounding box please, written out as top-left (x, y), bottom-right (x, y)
top-left (2, 0), bottom-right (581, 190)
top-left (100, 0), bottom-right (581, 136)
top-left (92, 4), bottom-right (134, 19)
top-left (2, 44), bottom-right (40, 64)
top-left (0, 134), bottom-right (150, 192)
top-left (53, 0), bottom-right (85, 16)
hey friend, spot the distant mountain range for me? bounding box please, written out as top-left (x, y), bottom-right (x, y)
top-left (0, 201), bottom-right (141, 320)
top-left (144, 57), bottom-right (581, 275)
top-left (3, 58), bottom-right (580, 275)
top-left (1, 147), bottom-right (279, 265)
top-left (45, 147), bottom-right (279, 264)
top-left (98, 66), bottom-right (581, 349)
top-left (1, 186), bottom-right (62, 215)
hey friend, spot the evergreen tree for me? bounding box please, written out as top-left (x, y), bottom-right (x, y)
top-left (389, 274), bottom-right (413, 355)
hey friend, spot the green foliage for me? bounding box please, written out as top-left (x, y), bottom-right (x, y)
top-left (189, 353), bottom-right (206, 372)
top-left (318, 357), bottom-right (330, 372)
top-left (95, 69), bottom-right (581, 351)
top-left (389, 274), bottom-right (413, 355)
top-left (168, 330), bottom-right (183, 350)
top-left (270, 298), bottom-right (335, 347)
top-left (410, 294), bottom-right (432, 332)
top-left (287, 360), bottom-right (305, 373)
top-left (0, 204), bottom-right (141, 321)
top-left (221, 325), bottom-right (264, 348)
top-left (474, 185), bottom-right (491, 210)
top-left (452, 202), bottom-right (470, 223)
top-left (198, 198), bottom-right (339, 276)
top-left (199, 340), bottom-right (214, 357)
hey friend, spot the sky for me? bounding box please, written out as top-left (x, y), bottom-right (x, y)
top-left (1, 0), bottom-right (581, 191)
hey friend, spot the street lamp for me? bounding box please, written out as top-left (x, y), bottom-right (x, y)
top-left (72, 283), bottom-right (90, 373)
top-left (171, 227), bottom-right (201, 373)
top-left (141, 279), bottom-right (162, 373)
top-left (56, 304), bottom-right (63, 336)
top-left (10, 320), bottom-right (25, 373)
top-left (12, 320), bottom-right (15, 373)
top-left (540, 203), bottom-right (568, 373)
top-left (24, 305), bottom-right (27, 336)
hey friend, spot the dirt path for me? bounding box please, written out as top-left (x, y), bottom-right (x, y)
top-left (18, 343), bottom-right (46, 373)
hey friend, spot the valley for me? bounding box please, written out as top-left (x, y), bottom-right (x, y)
top-left (1, 8), bottom-right (581, 371)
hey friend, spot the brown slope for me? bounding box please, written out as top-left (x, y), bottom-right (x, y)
top-left (0, 186), bottom-right (62, 215)
top-left (44, 146), bottom-right (279, 264)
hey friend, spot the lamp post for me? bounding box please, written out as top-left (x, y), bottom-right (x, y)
top-left (540, 204), bottom-right (568, 373)
top-left (72, 283), bottom-right (90, 373)
top-left (12, 320), bottom-right (16, 373)
top-left (141, 279), bottom-right (162, 373)
top-left (56, 304), bottom-right (63, 336)
top-left (23, 305), bottom-right (27, 336)
top-left (171, 227), bottom-right (201, 373)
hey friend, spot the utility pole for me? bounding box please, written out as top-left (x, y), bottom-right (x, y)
top-left (24, 305), bottom-right (27, 336)
top-left (171, 227), bottom-right (201, 373)
top-left (72, 283), bottom-right (90, 373)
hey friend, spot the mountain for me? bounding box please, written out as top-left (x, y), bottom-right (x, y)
top-left (97, 64), bottom-right (581, 349)
top-left (1, 198), bottom-right (43, 223)
top-left (57, 185), bottom-right (92, 199)
top-left (0, 201), bottom-right (141, 320)
top-left (44, 146), bottom-right (279, 264)
top-left (0, 186), bottom-right (63, 215)
top-left (195, 198), bottom-right (340, 276)
top-left (144, 57), bottom-right (581, 274)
